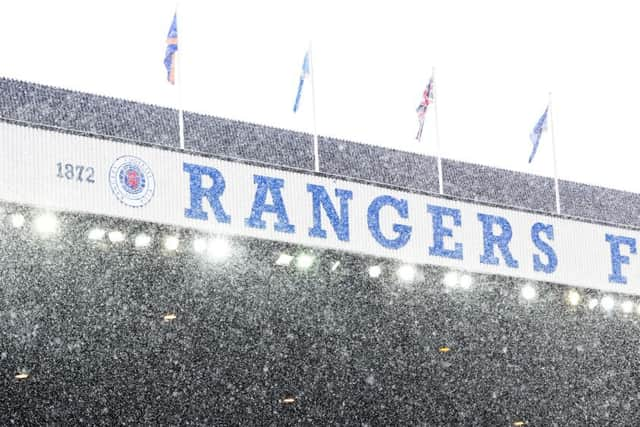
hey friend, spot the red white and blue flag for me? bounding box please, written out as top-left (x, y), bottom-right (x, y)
top-left (416, 76), bottom-right (434, 141)
top-left (164, 13), bottom-right (178, 85)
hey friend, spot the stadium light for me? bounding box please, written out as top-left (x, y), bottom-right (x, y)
top-left (621, 300), bottom-right (634, 314)
top-left (108, 230), bottom-right (125, 243)
top-left (600, 295), bottom-right (615, 311)
top-left (521, 284), bottom-right (537, 301)
top-left (280, 395), bottom-right (297, 405)
top-left (193, 237), bottom-right (207, 253)
top-left (10, 213), bottom-right (25, 228)
top-left (87, 228), bottom-right (105, 241)
top-left (296, 253), bottom-right (314, 270)
top-left (566, 289), bottom-right (581, 306)
top-left (33, 213), bottom-right (58, 235)
top-left (397, 265), bottom-right (416, 282)
top-left (275, 253), bottom-right (294, 266)
top-left (134, 233), bottom-right (151, 248)
top-left (459, 274), bottom-right (473, 290)
top-left (443, 271), bottom-right (459, 288)
top-left (587, 298), bottom-right (599, 310)
top-left (207, 237), bottom-right (231, 260)
top-left (368, 265), bottom-right (382, 278)
top-left (15, 370), bottom-right (29, 380)
top-left (163, 235), bottom-right (180, 251)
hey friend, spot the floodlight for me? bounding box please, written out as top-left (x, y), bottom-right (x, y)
top-left (566, 289), bottom-right (581, 306)
top-left (443, 271), bottom-right (459, 288)
top-left (600, 295), bottom-right (615, 311)
top-left (208, 237), bottom-right (231, 260)
top-left (621, 300), bottom-right (634, 314)
top-left (295, 253), bottom-right (314, 270)
top-left (587, 298), bottom-right (599, 310)
top-left (193, 237), bottom-right (207, 253)
top-left (33, 213), bottom-right (58, 235)
top-left (87, 228), bottom-right (105, 241)
top-left (163, 235), bottom-right (180, 251)
top-left (10, 213), bottom-right (25, 228)
top-left (397, 265), bottom-right (416, 282)
top-left (134, 233), bottom-right (151, 248)
top-left (368, 265), bottom-right (382, 278)
top-left (459, 274), bottom-right (473, 290)
top-left (275, 253), bottom-right (294, 266)
top-left (521, 284), bottom-right (536, 300)
top-left (108, 231), bottom-right (126, 243)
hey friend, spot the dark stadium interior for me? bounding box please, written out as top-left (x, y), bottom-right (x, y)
top-left (2, 204), bottom-right (640, 425)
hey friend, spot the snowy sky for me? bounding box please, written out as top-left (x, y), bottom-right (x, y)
top-left (3, 1), bottom-right (640, 193)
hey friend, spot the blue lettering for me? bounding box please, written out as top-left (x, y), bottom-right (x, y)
top-left (183, 162), bottom-right (231, 223)
top-left (367, 195), bottom-right (412, 249)
top-left (477, 213), bottom-right (519, 268)
top-left (244, 175), bottom-right (295, 233)
top-left (427, 204), bottom-right (463, 260)
top-left (531, 222), bottom-right (557, 273)
top-left (606, 234), bottom-right (636, 284)
top-left (307, 184), bottom-right (353, 241)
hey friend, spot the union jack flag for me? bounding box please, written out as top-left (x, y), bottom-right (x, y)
top-left (164, 13), bottom-right (178, 85)
top-left (416, 76), bottom-right (434, 141)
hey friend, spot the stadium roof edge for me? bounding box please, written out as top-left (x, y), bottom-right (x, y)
top-left (1, 76), bottom-right (639, 229)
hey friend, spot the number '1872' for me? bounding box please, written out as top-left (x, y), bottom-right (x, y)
top-left (56, 162), bottom-right (95, 183)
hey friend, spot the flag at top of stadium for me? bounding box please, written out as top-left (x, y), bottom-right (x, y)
top-left (164, 13), bottom-right (178, 85)
top-left (528, 106), bottom-right (549, 163)
top-left (292, 50), bottom-right (310, 113)
top-left (415, 75), bottom-right (434, 141)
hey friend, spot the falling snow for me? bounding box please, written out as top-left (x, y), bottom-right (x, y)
top-left (2, 77), bottom-right (640, 425)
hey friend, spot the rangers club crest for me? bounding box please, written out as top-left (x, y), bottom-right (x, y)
top-left (109, 155), bottom-right (156, 208)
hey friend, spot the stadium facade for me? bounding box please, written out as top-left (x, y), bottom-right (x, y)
top-left (2, 77), bottom-right (640, 425)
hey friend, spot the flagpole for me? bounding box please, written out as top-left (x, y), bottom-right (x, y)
top-left (175, 9), bottom-right (185, 150)
top-left (308, 41), bottom-right (319, 173)
top-left (432, 66), bottom-right (444, 195)
top-left (176, 64), bottom-right (185, 150)
top-left (548, 92), bottom-right (560, 214)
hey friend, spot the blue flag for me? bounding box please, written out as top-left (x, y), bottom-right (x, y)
top-left (529, 106), bottom-right (548, 163)
top-left (293, 51), bottom-right (310, 113)
top-left (164, 13), bottom-right (178, 85)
